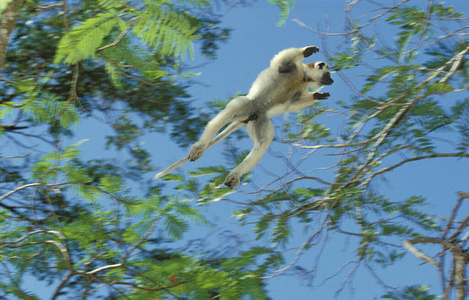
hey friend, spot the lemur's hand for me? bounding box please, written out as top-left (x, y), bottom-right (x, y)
top-left (313, 92), bottom-right (330, 100)
top-left (303, 46), bottom-right (319, 58)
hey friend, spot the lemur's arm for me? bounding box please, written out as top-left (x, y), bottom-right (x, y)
top-left (287, 92), bottom-right (330, 112)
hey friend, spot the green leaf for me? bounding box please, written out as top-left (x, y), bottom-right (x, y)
top-left (189, 166), bottom-right (226, 177)
top-left (164, 214), bottom-right (188, 240)
top-left (381, 285), bottom-right (439, 300)
top-left (55, 12), bottom-right (120, 64)
top-left (99, 174), bottom-right (123, 193)
top-left (268, 0), bottom-right (295, 26)
top-left (330, 51), bottom-right (361, 71)
top-left (133, 6), bottom-right (200, 59)
top-left (162, 174), bottom-right (183, 181)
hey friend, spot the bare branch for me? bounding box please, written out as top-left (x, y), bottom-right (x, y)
top-left (366, 153), bottom-right (469, 185)
top-left (404, 236), bottom-right (469, 267)
top-left (0, 182), bottom-right (73, 202)
top-left (402, 238), bottom-right (440, 266)
top-left (439, 46), bottom-right (469, 82)
top-left (24, 3), bottom-right (63, 10)
top-left (0, 230), bottom-right (73, 270)
top-left (51, 272), bottom-right (74, 300)
top-left (81, 263), bottom-right (123, 275)
top-left (97, 18), bottom-right (139, 52)
top-left (0, 150), bottom-right (33, 159)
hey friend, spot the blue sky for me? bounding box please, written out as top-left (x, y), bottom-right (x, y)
top-left (169, 1), bottom-right (468, 299)
top-left (61, 1), bottom-right (469, 299)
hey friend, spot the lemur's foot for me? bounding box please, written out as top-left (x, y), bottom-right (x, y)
top-left (188, 142), bottom-right (206, 161)
top-left (243, 112), bottom-right (258, 124)
top-left (224, 172), bottom-right (240, 189)
top-left (303, 46), bottom-right (319, 57)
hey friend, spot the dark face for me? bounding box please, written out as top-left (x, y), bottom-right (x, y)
top-left (316, 62), bottom-right (334, 86)
top-left (320, 72), bottom-right (334, 86)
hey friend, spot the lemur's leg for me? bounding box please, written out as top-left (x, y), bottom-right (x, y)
top-left (224, 115), bottom-right (274, 189)
top-left (189, 96), bottom-right (253, 162)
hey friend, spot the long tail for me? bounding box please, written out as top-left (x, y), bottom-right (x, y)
top-left (153, 121), bottom-right (246, 180)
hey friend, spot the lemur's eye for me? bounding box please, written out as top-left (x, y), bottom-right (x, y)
top-left (317, 62), bottom-right (326, 70)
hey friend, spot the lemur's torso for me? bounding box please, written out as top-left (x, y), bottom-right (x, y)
top-left (246, 63), bottom-right (307, 118)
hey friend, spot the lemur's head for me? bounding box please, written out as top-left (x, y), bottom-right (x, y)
top-left (304, 62), bottom-right (333, 90)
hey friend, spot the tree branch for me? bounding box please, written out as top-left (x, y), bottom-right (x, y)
top-left (24, 3), bottom-right (63, 10)
top-left (403, 236), bottom-right (469, 267)
top-left (0, 230), bottom-right (73, 270)
top-left (0, 0), bottom-right (24, 72)
top-left (97, 18), bottom-right (139, 52)
top-left (367, 153), bottom-right (469, 183)
top-left (402, 237), bottom-right (440, 266)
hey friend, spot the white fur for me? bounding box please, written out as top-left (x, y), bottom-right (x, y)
top-left (188, 46), bottom-right (333, 188)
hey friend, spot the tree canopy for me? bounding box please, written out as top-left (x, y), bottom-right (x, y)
top-left (0, 0), bottom-right (468, 299)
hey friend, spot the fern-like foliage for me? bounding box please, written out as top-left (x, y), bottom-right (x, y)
top-left (54, 1), bottom-right (204, 67)
top-left (54, 11), bottom-right (122, 64)
top-left (268, 0), bottom-right (295, 25)
top-left (134, 5), bottom-right (201, 59)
